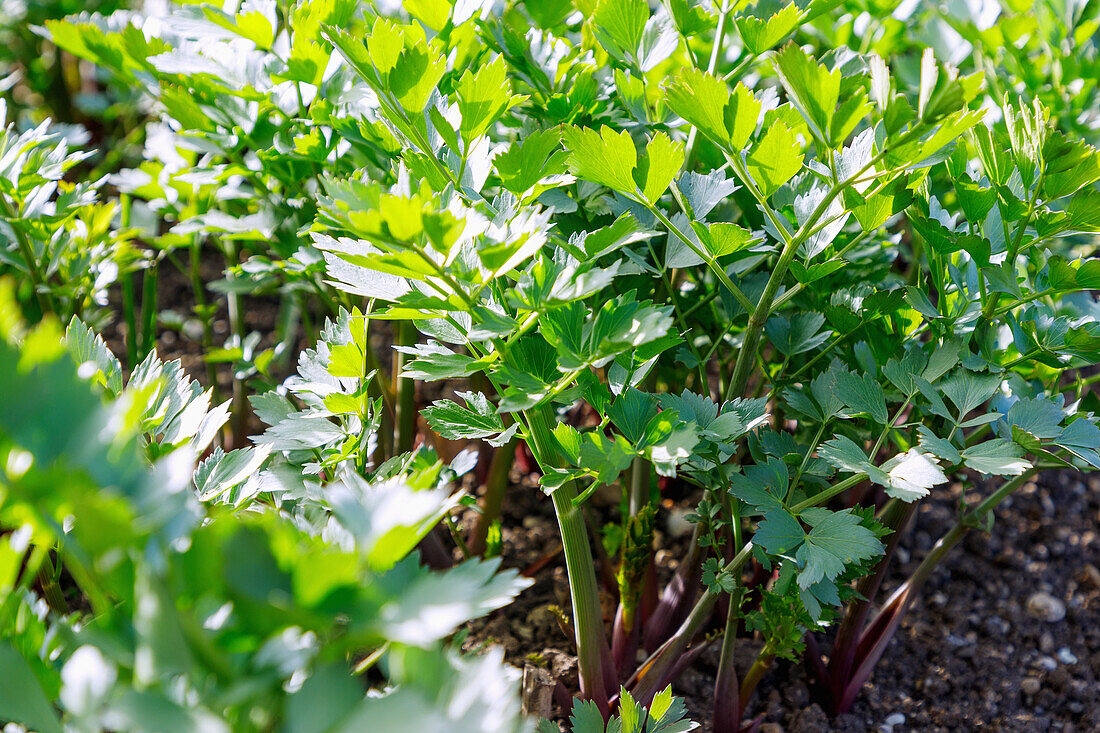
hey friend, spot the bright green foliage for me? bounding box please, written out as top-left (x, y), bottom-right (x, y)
top-left (537, 684), bottom-right (695, 733)
top-left (0, 290), bottom-right (531, 731)
top-left (0, 103), bottom-right (137, 326)
top-left (5, 0), bottom-right (1100, 728)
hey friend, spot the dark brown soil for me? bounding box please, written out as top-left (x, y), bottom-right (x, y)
top-left (463, 467), bottom-right (1100, 732)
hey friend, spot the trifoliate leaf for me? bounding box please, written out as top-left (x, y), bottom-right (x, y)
top-left (736, 2), bottom-right (802, 54)
top-left (664, 68), bottom-right (760, 151)
top-left (772, 43), bottom-right (839, 144)
top-left (940, 370), bottom-right (1001, 418)
top-left (745, 120), bottom-right (803, 197)
top-left (730, 458), bottom-right (788, 514)
top-left (1004, 397), bottom-right (1064, 441)
top-left (795, 508), bottom-right (884, 588)
top-left (455, 56), bottom-right (525, 143)
top-left (563, 125), bottom-right (638, 195)
top-left (495, 129), bottom-right (567, 196)
top-left (423, 392), bottom-right (516, 446)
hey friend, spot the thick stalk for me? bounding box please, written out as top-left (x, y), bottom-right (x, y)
top-left (725, 236), bottom-right (801, 399)
top-left (525, 408), bottom-right (610, 714)
top-left (140, 265), bottom-right (158, 359)
top-left (739, 651), bottom-right (776, 709)
top-left (393, 320), bottom-right (417, 455)
top-left (224, 241), bottom-right (247, 448)
top-left (712, 598), bottom-right (741, 733)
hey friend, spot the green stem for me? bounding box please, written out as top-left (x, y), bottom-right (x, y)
top-left (122, 271), bottom-right (139, 368)
top-left (140, 263), bottom-right (159, 359)
top-left (0, 194), bottom-right (51, 318)
top-left (224, 241), bottom-right (247, 448)
top-left (791, 473), bottom-right (867, 514)
top-left (189, 238), bottom-right (219, 389)
top-left (645, 201), bottom-right (755, 314)
top-left (739, 651), bottom-right (776, 709)
top-left (524, 407), bottom-right (610, 712)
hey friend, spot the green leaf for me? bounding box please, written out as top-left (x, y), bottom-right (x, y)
top-left (569, 699), bottom-right (607, 733)
top-left (818, 435), bottom-right (876, 476)
top-left (730, 458), bottom-right (788, 514)
top-left (772, 43), bottom-right (838, 145)
top-left (664, 68), bottom-right (761, 152)
top-left (396, 341), bottom-right (480, 381)
top-left (563, 125), bottom-right (638, 194)
top-left (755, 509), bottom-right (805, 555)
top-left (592, 0), bottom-right (650, 60)
top-left (65, 316), bottom-right (123, 394)
top-left (456, 56), bottom-right (524, 143)
top-left (1041, 131), bottom-right (1100, 200)
top-left (405, 0), bottom-right (453, 31)
top-left (940, 371), bottom-right (1001, 418)
top-left (962, 439), bottom-right (1030, 477)
top-left (833, 369), bottom-right (889, 424)
top-left (495, 129), bottom-right (567, 196)
top-left (795, 508), bottom-right (883, 588)
top-left (0, 643), bottom-right (62, 733)
top-left (1005, 397), bottom-right (1064, 441)
top-left (745, 120), bottom-right (803, 197)
top-left (422, 392), bottom-right (516, 446)
top-left (736, 2), bottom-right (802, 54)
top-left (635, 132), bottom-right (686, 203)
top-left (765, 312), bottom-right (830, 356)
top-left (608, 388), bottom-right (660, 444)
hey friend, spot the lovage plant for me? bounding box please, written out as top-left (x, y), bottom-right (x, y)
top-left (7, 0), bottom-right (1100, 730)
top-left (308, 1), bottom-right (1100, 729)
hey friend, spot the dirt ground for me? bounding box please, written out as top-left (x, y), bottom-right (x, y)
top-left (464, 465), bottom-right (1100, 732)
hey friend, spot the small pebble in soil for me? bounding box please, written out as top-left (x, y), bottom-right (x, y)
top-left (758, 724), bottom-right (784, 733)
top-left (1021, 677), bottom-right (1042, 696)
top-left (1040, 631), bottom-right (1054, 653)
top-left (878, 712), bottom-right (905, 733)
top-left (1082, 564), bottom-right (1100, 589)
top-left (1026, 591), bottom-right (1067, 622)
top-left (1035, 656), bottom-right (1058, 671)
top-left (1057, 647), bottom-right (1078, 665)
